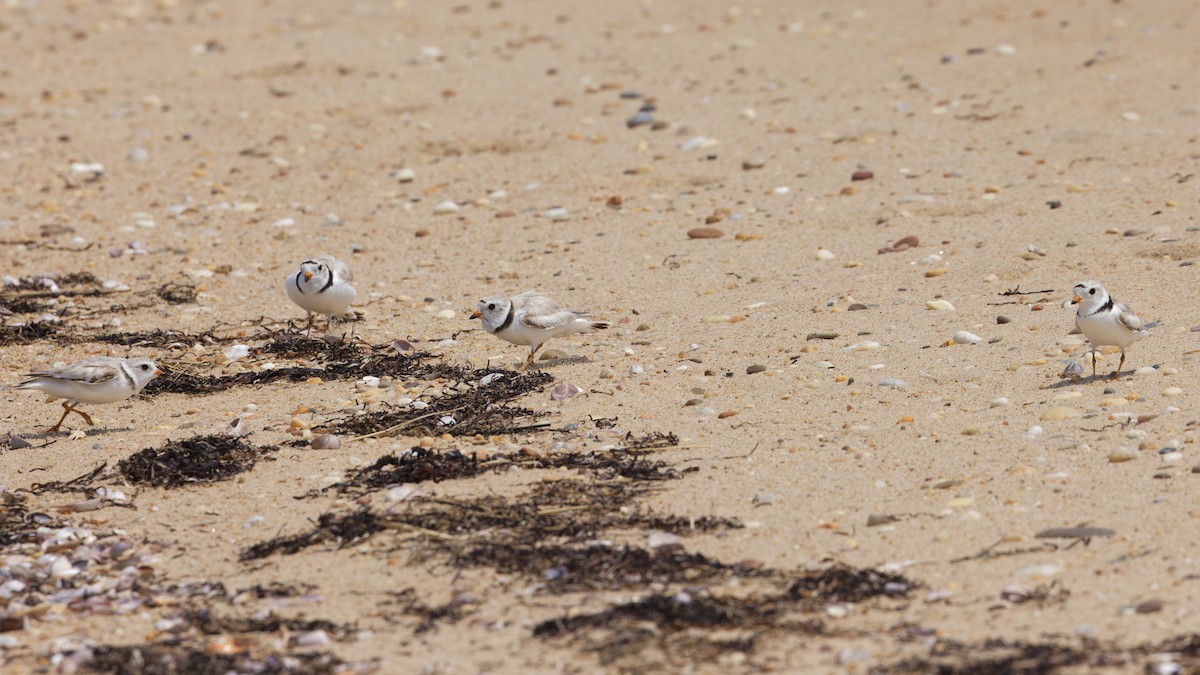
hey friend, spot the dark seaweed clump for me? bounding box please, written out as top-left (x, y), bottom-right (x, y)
top-left (86, 644), bottom-right (350, 675)
top-left (244, 479), bottom-right (739, 562)
top-left (116, 435), bottom-right (278, 488)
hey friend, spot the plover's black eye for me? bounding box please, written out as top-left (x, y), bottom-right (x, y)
top-left (488, 303), bottom-right (496, 311)
top-left (1089, 288), bottom-right (1096, 295)
top-left (140, 364), bottom-right (150, 371)
top-left (318, 265), bottom-right (324, 271)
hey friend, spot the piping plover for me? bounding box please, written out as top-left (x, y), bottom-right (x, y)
top-left (472, 291), bottom-right (608, 369)
top-left (284, 256), bottom-right (356, 336)
top-left (1071, 280), bottom-right (1148, 378)
top-left (15, 356), bottom-right (160, 432)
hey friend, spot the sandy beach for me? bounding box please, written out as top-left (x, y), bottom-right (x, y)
top-left (3, 0), bottom-right (1200, 672)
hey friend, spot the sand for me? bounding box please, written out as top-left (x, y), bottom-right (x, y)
top-left (2, 0), bottom-right (1200, 672)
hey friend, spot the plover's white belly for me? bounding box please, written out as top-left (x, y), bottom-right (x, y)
top-left (23, 378), bottom-right (132, 404)
top-left (1077, 313), bottom-right (1140, 349)
top-left (286, 279), bottom-right (355, 316)
top-left (496, 321), bottom-right (543, 346)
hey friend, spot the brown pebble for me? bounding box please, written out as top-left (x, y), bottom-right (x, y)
top-left (997, 315), bottom-right (1011, 324)
top-left (414, 228), bottom-right (431, 238)
top-left (607, 195), bottom-right (623, 208)
top-left (848, 303), bottom-right (868, 311)
top-left (718, 410), bottom-right (739, 419)
top-left (851, 170), bottom-right (874, 181)
top-left (635, 323), bottom-right (650, 331)
top-left (746, 364), bottom-right (767, 374)
top-left (495, 210), bottom-right (516, 218)
top-left (683, 398), bottom-right (703, 407)
top-left (878, 235), bottom-right (919, 254)
top-left (705, 207), bottom-right (731, 224)
top-left (839, 186), bottom-right (857, 196)
top-left (1135, 599), bottom-right (1164, 614)
top-left (687, 227), bottom-right (724, 239)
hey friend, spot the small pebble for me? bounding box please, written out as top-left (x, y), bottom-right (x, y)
top-left (626, 111), bottom-right (653, 128)
top-left (742, 157), bottom-right (765, 170)
top-left (687, 227), bottom-right (724, 239)
top-left (432, 200), bottom-right (460, 215)
top-left (1041, 406), bottom-right (1081, 421)
top-left (1109, 447), bottom-right (1139, 463)
top-left (878, 378), bottom-right (906, 389)
top-left (952, 331), bottom-right (982, 345)
top-left (850, 170), bottom-right (874, 181)
top-left (1163, 387), bottom-right (1184, 397)
top-left (646, 531), bottom-right (682, 549)
top-left (752, 492), bottom-right (776, 506)
top-left (1135, 599), bottom-right (1163, 614)
top-left (926, 299), bottom-right (955, 311)
top-left (435, 308), bottom-right (457, 320)
top-left (550, 382), bottom-right (582, 401)
top-left (746, 364), bottom-right (767, 374)
top-left (543, 206), bottom-right (570, 221)
top-left (311, 434), bottom-right (342, 450)
top-left (997, 315), bottom-right (1011, 324)
top-left (842, 341), bottom-right (881, 352)
top-left (815, 248), bottom-right (836, 261)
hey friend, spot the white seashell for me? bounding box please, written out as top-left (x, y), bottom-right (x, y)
top-left (223, 344), bottom-right (250, 362)
top-left (386, 484), bottom-right (420, 502)
top-left (543, 206), bottom-right (570, 221)
top-left (926, 299), bottom-right (955, 311)
top-left (952, 331), bottom-right (982, 344)
top-left (432, 200), bottom-right (460, 215)
top-left (224, 417), bottom-right (250, 438)
top-left (646, 531), bottom-right (681, 549)
top-left (842, 341), bottom-right (881, 352)
top-left (550, 383), bottom-right (582, 401)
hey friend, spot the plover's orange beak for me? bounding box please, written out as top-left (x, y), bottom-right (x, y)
top-left (154, 369), bottom-right (163, 377)
top-left (304, 271), bottom-right (313, 281)
top-left (1072, 296), bottom-right (1082, 304)
top-left (470, 310), bottom-right (481, 319)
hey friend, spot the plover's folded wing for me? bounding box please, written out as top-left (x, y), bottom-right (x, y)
top-left (1115, 303), bottom-right (1144, 333)
top-left (24, 358), bottom-right (119, 385)
top-left (520, 307), bottom-right (580, 329)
